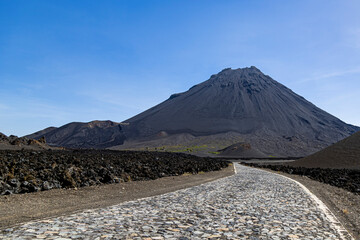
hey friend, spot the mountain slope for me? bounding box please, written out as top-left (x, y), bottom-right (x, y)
top-left (117, 67), bottom-right (358, 156)
top-left (28, 127), bottom-right (58, 139)
top-left (26, 120), bottom-right (126, 149)
top-left (289, 131), bottom-right (360, 169)
top-left (124, 67), bottom-right (357, 138)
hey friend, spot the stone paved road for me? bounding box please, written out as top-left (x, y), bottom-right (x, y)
top-left (0, 164), bottom-right (353, 240)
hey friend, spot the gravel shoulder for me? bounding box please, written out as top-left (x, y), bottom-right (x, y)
top-left (0, 164), bottom-right (234, 229)
top-left (260, 168), bottom-right (360, 240)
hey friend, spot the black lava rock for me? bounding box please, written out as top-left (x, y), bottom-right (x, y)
top-left (0, 149), bottom-right (229, 195)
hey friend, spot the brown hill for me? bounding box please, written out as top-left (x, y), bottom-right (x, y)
top-left (218, 142), bottom-right (267, 158)
top-left (289, 131), bottom-right (360, 169)
top-left (26, 120), bottom-right (126, 149)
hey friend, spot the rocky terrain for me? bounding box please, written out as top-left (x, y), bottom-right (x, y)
top-left (0, 150), bottom-right (229, 195)
top-left (27, 67), bottom-right (359, 157)
top-left (0, 132), bottom-right (56, 150)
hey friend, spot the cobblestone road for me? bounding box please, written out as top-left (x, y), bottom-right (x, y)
top-left (0, 164), bottom-right (353, 239)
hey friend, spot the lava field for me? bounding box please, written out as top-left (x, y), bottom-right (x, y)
top-left (0, 150), bottom-right (230, 195)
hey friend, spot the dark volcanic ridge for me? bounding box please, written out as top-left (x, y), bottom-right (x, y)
top-left (27, 120), bottom-right (126, 149)
top-left (289, 131), bottom-right (360, 169)
top-left (27, 67), bottom-right (359, 157)
top-left (0, 150), bottom-right (229, 195)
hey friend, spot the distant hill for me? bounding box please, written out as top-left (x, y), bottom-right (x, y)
top-left (289, 131), bottom-right (360, 169)
top-left (26, 120), bottom-right (126, 149)
top-left (218, 142), bottom-right (267, 158)
top-left (28, 67), bottom-right (359, 156)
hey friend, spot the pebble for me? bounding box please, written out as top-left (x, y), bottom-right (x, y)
top-left (0, 164), bottom-right (353, 239)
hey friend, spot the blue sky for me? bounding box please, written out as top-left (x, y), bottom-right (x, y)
top-left (1, 0), bottom-right (360, 136)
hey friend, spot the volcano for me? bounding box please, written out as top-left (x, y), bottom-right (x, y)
top-left (28, 67), bottom-right (359, 156)
top-left (117, 66), bottom-right (358, 156)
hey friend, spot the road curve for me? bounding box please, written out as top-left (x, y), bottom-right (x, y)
top-left (0, 164), bottom-right (353, 239)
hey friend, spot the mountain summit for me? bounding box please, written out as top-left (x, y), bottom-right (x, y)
top-left (28, 67), bottom-right (359, 156)
top-left (118, 67), bottom-right (358, 156)
top-left (126, 66), bottom-right (335, 136)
